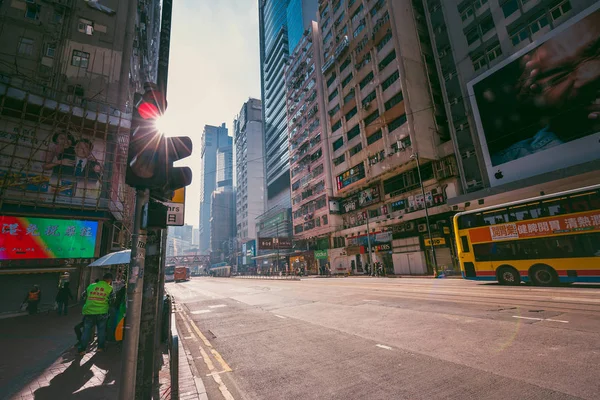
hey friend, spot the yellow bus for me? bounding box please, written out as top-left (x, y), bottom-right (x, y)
top-left (453, 184), bottom-right (600, 286)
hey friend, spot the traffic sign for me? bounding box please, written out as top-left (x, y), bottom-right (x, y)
top-left (165, 188), bottom-right (185, 226)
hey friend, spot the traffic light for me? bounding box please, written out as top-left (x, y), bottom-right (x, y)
top-left (126, 82), bottom-right (192, 197)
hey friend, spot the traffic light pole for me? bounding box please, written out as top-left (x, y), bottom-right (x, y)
top-left (136, 227), bottom-right (163, 398)
top-left (154, 229), bottom-right (168, 378)
top-left (119, 188), bottom-right (149, 400)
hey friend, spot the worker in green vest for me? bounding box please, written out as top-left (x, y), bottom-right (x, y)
top-left (78, 272), bottom-right (114, 355)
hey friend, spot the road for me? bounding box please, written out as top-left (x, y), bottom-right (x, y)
top-left (166, 277), bottom-right (600, 400)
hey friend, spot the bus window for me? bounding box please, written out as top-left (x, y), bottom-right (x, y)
top-left (460, 236), bottom-right (470, 253)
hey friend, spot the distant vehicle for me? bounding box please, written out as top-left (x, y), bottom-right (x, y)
top-left (174, 266), bottom-right (191, 282)
top-left (210, 262), bottom-right (231, 277)
top-left (454, 184), bottom-right (600, 286)
top-left (165, 265), bottom-right (175, 282)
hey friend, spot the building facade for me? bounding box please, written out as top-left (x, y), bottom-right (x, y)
top-left (316, 0), bottom-right (461, 275)
top-left (210, 188), bottom-right (236, 263)
top-left (286, 23), bottom-right (341, 272)
top-left (0, 0), bottom-right (160, 313)
top-left (423, 0), bottom-right (600, 210)
top-left (198, 123), bottom-right (231, 252)
top-left (234, 98), bottom-right (266, 242)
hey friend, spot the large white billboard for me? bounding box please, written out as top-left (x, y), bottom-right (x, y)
top-left (468, 3), bottom-right (600, 186)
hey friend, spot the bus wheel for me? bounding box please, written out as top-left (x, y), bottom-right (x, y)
top-left (530, 265), bottom-right (558, 286)
top-left (497, 266), bottom-right (520, 285)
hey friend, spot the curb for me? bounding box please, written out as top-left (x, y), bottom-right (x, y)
top-left (171, 302), bottom-right (208, 400)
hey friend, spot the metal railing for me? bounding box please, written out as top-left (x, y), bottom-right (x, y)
top-left (233, 273), bottom-right (301, 281)
top-left (167, 297), bottom-right (179, 400)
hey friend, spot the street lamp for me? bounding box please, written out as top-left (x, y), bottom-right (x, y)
top-left (410, 152), bottom-right (439, 275)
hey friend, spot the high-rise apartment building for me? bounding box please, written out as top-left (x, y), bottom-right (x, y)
top-left (287, 0), bottom-right (319, 54)
top-left (216, 145), bottom-right (233, 188)
top-left (234, 98), bottom-right (266, 242)
top-left (210, 188), bottom-right (236, 262)
top-left (0, 0), bottom-right (160, 309)
top-left (199, 123), bottom-right (232, 252)
top-left (286, 23), bottom-right (340, 255)
top-left (316, 0), bottom-right (461, 274)
top-left (422, 0), bottom-right (599, 210)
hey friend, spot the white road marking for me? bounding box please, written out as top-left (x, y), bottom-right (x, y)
top-left (208, 304), bottom-right (227, 308)
top-left (553, 297), bottom-right (600, 303)
top-left (376, 344), bottom-right (393, 350)
top-left (512, 316), bottom-right (569, 323)
top-left (363, 299), bottom-right (380, 302)
top-left (275, 315), bottom-right (286, 319)
top-left (192, 310), bottom-right (212, 314)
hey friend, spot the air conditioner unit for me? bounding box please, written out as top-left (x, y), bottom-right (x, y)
top-left (396, 141), bottom-right (406, 151)
top-left (418, 224), bottom-right (427, 233)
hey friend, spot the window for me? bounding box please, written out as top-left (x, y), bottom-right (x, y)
top-left (71, 50), bottom-right (90, 68)
top-left (460, 7), bottom-right (474, 21)
top-left (327, 72), bottom-right (337, 87)
top-left (329, 89), bottom-right (339, 102)
top-left (347, 124), bottom-right (360, 141)
top-left (53, 10), bottom-right (63, 24)
top-left (367, 129), bottom-right (383, 145)
top-left (502, 0), bottom-right (519, 18)
top-left (359, 72), bottom-right (374, 89)
top-left (45, 43), bottom-right (56, 58)
top-left (332, 120), bottom-right (342, 132)
top-left (351, 4), bottom-right (364, 23)
top-left (349, 143), bottom-right (363, 156)
top-left (329, 104), bottom-right (340, 116)
top-left (18, 38), bottom-right (34, 56)
top-left (376, 31), bottom-right (392, 52)
top-left (345, 106), bottom-right (357, 121)
top-left (378, 50), bottom-right (396, 71)
top-left (364, 110), bottom-right (380, 126)
top-left (340, 57), bottom-right (351, 73)
top-left (551, 1), bottom-right (572, 21)
top-left (385, 91), bottom-right (404, 111)
top-left (78, 18), bottom-right (94, 35)
top-left (460, 236), bottom-right (470, 253)
top-left (465, 27), bottom-right (480, 45)
top-left (25, 3), bottom-right (41, 20)
top-left (322, 215), bottom-right (329, 225)
top-left (381, 70), bottom-right (399, 91)
top-left (323, 30), bottom-right (333, 45)
top-left (388, 114), bottom-right (407, 133)
top-left (370, 0), bottom-right (385, 17)
top-left (333, 137), bottom-right (344, 152)
top-left (342, 73), bottom-right (353, 88)
top-left (333, 154), bottom-right (346, 166)
top-left (353, 21), bottom-right (366, 38)
top-left (344, 89), bottom-right (356, 104)
top-left (362, 90), bottom-right (376, 107)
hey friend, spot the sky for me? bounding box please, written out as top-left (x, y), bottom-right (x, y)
top-left (160, 0), bottom-right (261, 228)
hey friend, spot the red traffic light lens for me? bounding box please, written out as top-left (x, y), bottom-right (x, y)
top-left (138, 102), bottom-right (161, 120)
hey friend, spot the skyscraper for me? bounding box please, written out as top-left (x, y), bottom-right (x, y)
top-left (199, 123), bottom-right (232, 252)
top-left (258, 0), bottom-right (318, 209)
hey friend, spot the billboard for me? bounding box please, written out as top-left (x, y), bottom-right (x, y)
top-left (0, 119), bottom-right (111, 206)
top-left (0, 216), bottom-right (99, 260)
top-left (258, 237), bottom-right (292, 250)
top-left (336, 162), bottom-right (365, 190)
top-left (468, 4), bottom-right (600, 186)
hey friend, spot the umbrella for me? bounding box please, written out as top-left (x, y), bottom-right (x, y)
top-left (89, 249), bottom-right (131, 267)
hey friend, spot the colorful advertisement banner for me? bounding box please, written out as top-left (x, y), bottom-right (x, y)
top-left (314, 249), bottom-right (328, 259)
top-left (468, 210), bottom-right (600, 244)
top-left (0, 216), bottom-right (98, 260)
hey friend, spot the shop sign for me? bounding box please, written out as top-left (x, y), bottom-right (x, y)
top-left (424, 237), bottom-right (446, 247)
top-left (374, 232), bottom-right (392, 243)
top-left (336, 162), bottom-right (365, 190)
top-left (374, 243), bottom-right (391, 252)
top-left (0, 216), bottom-right (98, 260)
top-left (346, 245), bottom-right (361, 255)
top-left (358, 185), bottom-right (380, 207)
top-left (258, 237), bottom-right (292, 250)
top-left (314, 249), bottom-right (328, 259)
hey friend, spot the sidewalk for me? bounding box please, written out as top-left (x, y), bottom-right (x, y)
top-left (0, 306), bottom-right (121, 400)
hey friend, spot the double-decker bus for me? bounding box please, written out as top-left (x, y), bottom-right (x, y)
top-left (453, 184), bottom-right (600, 286)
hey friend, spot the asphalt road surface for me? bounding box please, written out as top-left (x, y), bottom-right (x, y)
top-left (166, 277), bottom-right (600, 400)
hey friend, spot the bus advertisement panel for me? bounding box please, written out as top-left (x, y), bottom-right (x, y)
top-left (467, 3), bottom-right (600, 186)
top-left (453, 185), bottom-right (600, 285)
top-left (165, 265), bottom-right (175, 282)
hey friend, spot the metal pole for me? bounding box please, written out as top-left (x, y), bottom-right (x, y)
top-left (154, 229), bottom-right (168, 378)
top-left (276, 223), bottom-right (280, 273)
top-left (366, 211), bottom-right (374, 276)
top-left (136, 228), bottom-right (162, 398)
top-left (413, 153), bottom-right (438, 275)
top-left (118, 189), bottom-right (149, 400)
top-left (157, 0), bottom-right (173, 98)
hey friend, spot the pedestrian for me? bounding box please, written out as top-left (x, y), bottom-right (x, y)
top-left (77, 273), bottom-right (114, 355)
top-left (56, 282), bottom-right (74, 316)
top-left (23, 285), bottom-right (42, 315)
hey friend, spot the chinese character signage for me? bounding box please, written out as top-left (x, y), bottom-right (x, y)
top-left (336, 162), bottom-right (365, 190)
top-left (0, 216), bottom-right (98, 260)
top-left (469, 210), bottom-right (600, 244)
top-left (258, 237), bottom-right (292, 250)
